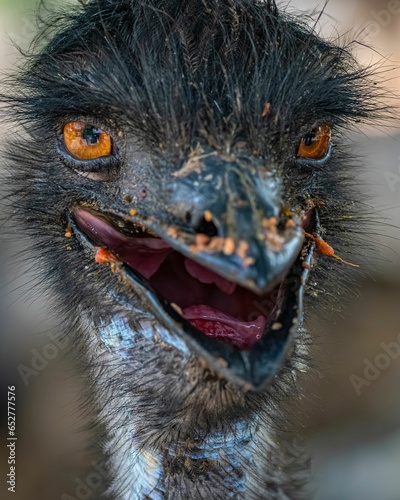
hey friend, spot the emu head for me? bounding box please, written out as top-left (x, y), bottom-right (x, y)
top-left (2, 0), bottom-right (381, 497)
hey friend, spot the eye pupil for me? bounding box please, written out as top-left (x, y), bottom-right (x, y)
top-left (83, 126), bottom-right (101, 145)
top-left (297, 125), bottom-right (332, 161)
top-left (303, 133), bottom-right (315, 147)
top-left (63, 122), bottom-right (113, 161)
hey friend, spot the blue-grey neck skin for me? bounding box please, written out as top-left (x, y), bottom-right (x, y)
top-left (87, 313), bottom-right (308, 500)
top-left (124, 420), bottom-right (255, 499)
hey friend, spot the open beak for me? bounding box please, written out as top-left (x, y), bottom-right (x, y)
top-left (70, 154), bottom-right (315, 391)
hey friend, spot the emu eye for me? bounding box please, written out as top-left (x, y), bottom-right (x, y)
top-left (63, 122), bottom-right (112, 160)
top-left (297, 125), bottom-right (331, 160)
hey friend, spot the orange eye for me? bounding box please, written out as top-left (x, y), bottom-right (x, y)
top-left (297, 125), bottom-right (331, 160)
top-left (63, 122), bottom-right (112, 160)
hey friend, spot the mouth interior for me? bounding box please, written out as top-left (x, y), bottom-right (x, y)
top-left (74, 210), bottom-right (284, 351)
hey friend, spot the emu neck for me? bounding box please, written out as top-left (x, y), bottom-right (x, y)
top-left (91, 317), bottom-right (294, 499)
top-left (125, 421), bottom-right (256, 499)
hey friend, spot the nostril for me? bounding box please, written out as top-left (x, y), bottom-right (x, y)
top-left (194, 215), bottom-right (219, 238)
top-left (185, 211), bottom-right (192, 224)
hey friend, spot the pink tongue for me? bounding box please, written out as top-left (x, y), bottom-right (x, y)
top-left (184, 259), bottom-right (237, 295)
top-left (183, 305), bottom-right (266, 350)
top-left (117, 241), bottom-right (172, 279)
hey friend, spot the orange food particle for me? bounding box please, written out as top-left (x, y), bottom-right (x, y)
top-left (243, 256), bottom-right (255, 267)
top-left (262, 217), bottom-right (278, 231)
top-left (261, 102), bottom-right (271, 117)
top-left (166, 227), bottom-right (178, 238)
top-left (195, 234), bottom-right (211, 248)
top-left (314, 237), bottom-right (335, 257)
top-left (223, 237), bottom-right (235, 256)
top-left (95, 248), bottom-right (118, 264)
top-left (237, 240), bottom-right (249, 260)
top-left (208, 237), bottom-right (224, 251)
top-left (304, 232), bottom-right (359, 268)
top-left (281, 206), bottom-right (293, 218)
top-left (204, 210), bottom-right (213, 222)
top-left (129, 209), bottom-right (137, 216)
top-left (65, 227), bottom-right (73, 238)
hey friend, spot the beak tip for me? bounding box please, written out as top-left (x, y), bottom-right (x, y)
top-left (244, 234), bottom-right (304, 294)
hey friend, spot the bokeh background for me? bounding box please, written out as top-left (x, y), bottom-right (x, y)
top-left (1, 1), bottom-right (399, 499)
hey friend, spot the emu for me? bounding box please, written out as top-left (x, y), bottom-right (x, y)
top-left (1, 0), bottom-right (383, 498)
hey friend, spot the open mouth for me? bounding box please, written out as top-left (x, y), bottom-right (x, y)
top-left (71, 207), bottom-right (315, 390)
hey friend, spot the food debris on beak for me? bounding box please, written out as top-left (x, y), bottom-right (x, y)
top-left (95, 248), bottom-right (119, 265)
top-left (189, 235), bottom-right (255, 266)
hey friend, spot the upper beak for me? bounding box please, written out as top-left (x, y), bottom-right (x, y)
top-left (139, 154), bottom-right (304, 294)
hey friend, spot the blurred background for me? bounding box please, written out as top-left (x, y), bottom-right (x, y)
top-left (0, 1), bottom-right (399, 499)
